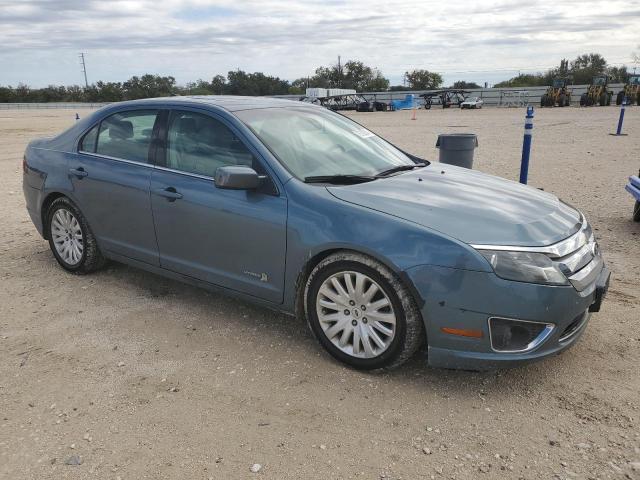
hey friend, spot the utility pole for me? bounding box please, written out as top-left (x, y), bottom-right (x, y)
top-left (79, 53), bottom-right (89, 88)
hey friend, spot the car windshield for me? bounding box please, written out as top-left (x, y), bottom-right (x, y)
top-left (235, 107), bottom-right (417, 180)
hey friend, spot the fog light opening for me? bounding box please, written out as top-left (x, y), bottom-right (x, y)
top-left (488, 317), bottom-right (554, 353)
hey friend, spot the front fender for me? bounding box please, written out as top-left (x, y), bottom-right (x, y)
top-left (282, 181), bottom-right (491, 311)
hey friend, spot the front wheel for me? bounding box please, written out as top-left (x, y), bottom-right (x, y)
top-left (580, 93), bottom-right (587, 106)
top-left (304, 252), bottom-right (424, 370)
top-left (558, 94), bottom-right (566, 107)
top-left (46, 197), bottom-right (106, 274)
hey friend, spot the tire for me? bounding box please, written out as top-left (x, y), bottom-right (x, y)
top-left (599, 93), bottom-right (607, 106)
top-left (304, 252), bottom-right (424, 371)
top-left (637, 93), bottom-right (640, 106)
top-left (634, 201), bottom-right (640, 222)
top-left (540, 94), bottom-right (547, 107)
top-left (616, 92), bottom-right (624, 106)
top-left (558, 94), bottom-right (566, 107)
top-left (580, 93), bottom-right (587, 106)
top-left (46, 196), bottom-right (106, 274)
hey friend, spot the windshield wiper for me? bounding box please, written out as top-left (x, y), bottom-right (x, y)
top-left (375, 163), bottom-right (427, 177)
top-left (304, 174), bottom-right (376, 184)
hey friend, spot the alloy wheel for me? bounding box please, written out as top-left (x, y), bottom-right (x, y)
top-left (315, 271), bottom-right (396, 358)
top-left (51, 208), bottom-right (84, 265)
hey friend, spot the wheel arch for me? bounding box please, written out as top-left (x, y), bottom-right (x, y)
top-left (293, 246), bottom-right (425, 320)
top-left (40, 192), bottom-right (68, 240)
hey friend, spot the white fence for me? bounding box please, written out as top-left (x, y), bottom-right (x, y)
top-left (0, 83), bottom-right (627, 109)
top-left (0, 103), bottom-right (107, 109)
top-left (277, 83), bottom-right (626, 107)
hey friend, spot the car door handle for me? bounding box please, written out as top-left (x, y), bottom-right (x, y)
top-left (69, 167), bottom-right (88, 178)
top-left (154, 187), bottom-right (183, 201)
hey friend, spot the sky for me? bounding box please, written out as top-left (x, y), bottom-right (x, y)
top-left (1, 0), bottom-right (639, 88)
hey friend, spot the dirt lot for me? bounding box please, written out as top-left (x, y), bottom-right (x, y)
top-left (1, 106), bottom-right (639, 480)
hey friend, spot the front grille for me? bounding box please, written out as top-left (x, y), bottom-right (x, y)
top-left (553, 222), bottom-right (596, 277)
top-left (550, 220), bottom-right (602, 292)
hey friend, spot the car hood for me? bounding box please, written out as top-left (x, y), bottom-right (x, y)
top-left (327, 164), bottom-right (581, 247)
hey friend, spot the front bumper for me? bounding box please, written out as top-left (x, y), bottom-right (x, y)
top-left (626, 175), bottom-right (640, 201)
top-left (405, 261), bottom-right (610, 371)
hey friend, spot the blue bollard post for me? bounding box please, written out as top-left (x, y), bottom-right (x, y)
top-left (610, 98), bottom-right (628, 136)
top-left (519, 105), bottom-right (534, 184)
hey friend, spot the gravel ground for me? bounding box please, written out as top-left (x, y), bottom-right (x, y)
top-left (0, 106), bottom-right (639, 480)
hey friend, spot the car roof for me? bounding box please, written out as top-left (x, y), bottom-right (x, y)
top-left (116, 95), bottom-right (307, 112)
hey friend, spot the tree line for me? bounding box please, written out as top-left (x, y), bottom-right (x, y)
top-left (494, 54), bottom-right (631, 88)
top-left (0, 53), bottom-right (631, 103)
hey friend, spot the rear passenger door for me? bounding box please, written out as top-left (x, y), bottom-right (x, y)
top-left (150, 109), bottom-right (287, 303)
top-left (73, 109), bottom-right (161, 265)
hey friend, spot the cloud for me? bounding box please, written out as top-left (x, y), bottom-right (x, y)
top-left (0, 0), bottom-right (638, 87)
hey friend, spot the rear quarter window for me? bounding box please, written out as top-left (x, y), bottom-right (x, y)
top-left (79, 124), bottom-right (99, 153)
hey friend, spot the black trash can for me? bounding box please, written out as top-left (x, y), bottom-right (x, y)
top-left (436, 134), bottom-right (478, 169)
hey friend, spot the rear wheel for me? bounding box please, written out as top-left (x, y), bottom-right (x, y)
top-left (616, 91), bottom-right (624, 105)
top-left (304, 252), bottom-right (424, 370)
top-left (558, 94), bottom-right (566, 107)
top-left (540, 94), bottom-right (547, 107)
top-left (46, 197), bottom-right (106, 274)
top-left (634, 201), bottom-right (640, 222)
top-left (599, 92), bottom-right (607, 106)
top-left (580, 93), bottom-right (587, 106)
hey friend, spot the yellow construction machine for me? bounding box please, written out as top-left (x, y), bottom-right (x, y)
top-left (540, 78), bottom-right (571, 107)
top-left (616, 75), bottom-right (640, 105)
top-left (579, 75), bottom-right (613, 106)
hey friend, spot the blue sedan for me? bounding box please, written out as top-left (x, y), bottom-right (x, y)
top-left (22, 96), bottom-right (610, 370)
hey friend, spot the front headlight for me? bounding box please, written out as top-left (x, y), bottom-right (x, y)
top-left (479, 250), bottom-right (568, 286)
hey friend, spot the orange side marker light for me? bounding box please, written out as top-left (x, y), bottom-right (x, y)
top-left (440, 327), bottom-right (483, 338)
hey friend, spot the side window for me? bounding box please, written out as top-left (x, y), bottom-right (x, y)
top-left (166, 111), bottom-right (254, 177)
top-left (95, 110), bottom-right (158, 163)
top-left (79, 124), bottom-right (99, 153)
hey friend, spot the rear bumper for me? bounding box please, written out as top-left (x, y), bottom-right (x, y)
top-left (23, 182), bottom-right (44, 237)
top-left (406, 262), bottom-right (610, 371)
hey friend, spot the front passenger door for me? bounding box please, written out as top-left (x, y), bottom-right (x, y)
top-left (150, 110), bottom-right (287, 303)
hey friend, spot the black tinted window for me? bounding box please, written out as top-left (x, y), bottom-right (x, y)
top-left (79, 124), bottom-right (99, 152)
top-left (96, 110), bottom-right (158, 163)
top-left (166, 111), bottom-right (254, 177)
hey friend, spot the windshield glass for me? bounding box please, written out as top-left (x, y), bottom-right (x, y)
top-left (235, 107), bottom-right (417, 179)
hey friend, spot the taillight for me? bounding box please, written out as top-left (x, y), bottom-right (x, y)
top-left (22, 155), bottom-right (28, 174)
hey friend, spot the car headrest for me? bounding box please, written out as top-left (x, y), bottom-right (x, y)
top-left (109, 120), bottom-right (134, 139)
top-left (175, 116), bottom-right (197, 135)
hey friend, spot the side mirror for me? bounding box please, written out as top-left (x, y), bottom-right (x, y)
top-left (215, 165), bottom-right (262, 190)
